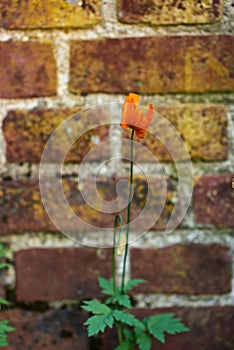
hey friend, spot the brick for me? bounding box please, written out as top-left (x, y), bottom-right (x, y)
top-left (3, 108), bottom-right (110, 163)
top-left (69, 35), bottom-right (234, 94)
top-left (118, 0), bottom-right (225, 25)
top-left (123, 104), bottom-right (227, 161)
top-left (130, 244), bottom-right (232, 294)
top-left (102, 306), bottom-right (234, 350)
top-left (0, 42), bottom-right (56, 98)
top-left (0, 177), bottom-right (179, 235)
top-left (0, 0), bottom-right (101, 29)
top-left (0, 179), bottom-right (54, 235)
top-left (0, 309), bottom-right (89, 349)
top-left (15, 247), bottom-right (112, 301)
top-left (193, 174), bottom-right (234, 227)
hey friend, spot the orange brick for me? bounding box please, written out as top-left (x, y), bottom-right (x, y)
top-left (3, 108), bottom-right (110, 163)
top-left (0, 0), bottom-right (101, 29)
top-left (118, 0), bottom-right (225, 24)
top-left (69, 35), bottom-right (234, 94)
top-left (122, 104), bottom-right (227, 162)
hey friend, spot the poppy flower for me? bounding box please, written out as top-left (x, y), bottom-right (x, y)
top-left (120, 93), bottom-right (153, 138)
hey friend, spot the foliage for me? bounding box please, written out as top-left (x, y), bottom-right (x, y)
top-left (0, 244), bottom-right (14, 347)
top-left (82, 277), bottom-right (189, 349)
top-left (82, 105), bottom-right (189, 349)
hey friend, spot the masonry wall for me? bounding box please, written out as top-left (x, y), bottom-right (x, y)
top-left (0, 1), bottom-right (234, 349)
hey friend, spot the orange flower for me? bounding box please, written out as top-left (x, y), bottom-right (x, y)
top-left (120, 93), bottom-right (153, 138)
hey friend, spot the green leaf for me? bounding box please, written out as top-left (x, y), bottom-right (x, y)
top-left (0, 246), bottom-right (8, 260)
top-left (0, 298), bottom-right (9, 306)
top-left (146, 313), bottom-right (189, 344)
top-left (0, 320), bottom-right (14, 333)
top-left (113, 310), bottom-right (145, 331)
top-left (124, 279), bottom-right (145, 292)
top-left (81, 300), bottom-right (111, 315)
top-left (115, 340), bottom-right (135, 350)
top-left (135, 331), bottom-right (152, 350)
top-left (0, 263), bottom-right (10, 269)
top-left (106, 294), bottom-right (132, 308)
top-left (98, 277), bottom-right (115, 296)
top-left (84, 313), bottom-right (114, 337)
top-left (123, 328), bottom-right (135, 342)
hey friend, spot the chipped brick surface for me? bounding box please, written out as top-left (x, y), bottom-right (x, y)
top-left (193, 174), bottom-right (234, 227)
top-left (123, 104), bottom-right (227, 161)
top-left (0, 0), bottom-right (101, 29)
top-left (0, 309), bottom-right (89, 349)
top-left (102, 306), bottom-right (234, 350)
top-left (130, 244), bottom-right (232, 294)
top-left (15, 247), bottom-right (112, 301)
top-left (69, 35), bottom-right (234, 94)
top-left (0, 42), bottom-right (57, 98)
top-left (118, 0), bottom-right (225, 24)
top-left (0, 177), bottom-right (179, 235)
top-left (3, 108), bottom-right (110, 163)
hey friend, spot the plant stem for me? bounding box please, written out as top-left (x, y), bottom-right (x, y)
top-left (121, 129), bottom-right (134, 293)
top-left (112, 214), bottom-right (124, 296)
top-left (116, 323), bottom-right (123, 344)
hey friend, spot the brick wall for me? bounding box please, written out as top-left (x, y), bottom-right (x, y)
top-left (0, 1), bottom-right (234, 349)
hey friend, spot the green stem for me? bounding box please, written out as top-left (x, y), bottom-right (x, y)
top-left (121, 129), bottom-right (135, 293)
top-left (112, 214), bottom-right (124, 296)
top-left (116, 323), bottom-right (123, 344)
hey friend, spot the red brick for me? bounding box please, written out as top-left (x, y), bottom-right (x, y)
top-left (69, 35), bottom-right (234, 94)
top-left (0, 177), bottom-right (179, 235)
top-left (0, 0), bottom-right (101, 29)
top-left (15, 247), bottom-right (112, 301)
top-left (0, 309), bottom-right (89, 349)
top-left (0, 42), bottom-right (56, 98)
top-left (118, 0), bottom-right (225, 24)
top-left (130, 244), bottom-right (232, 294)
top-left (123, 104), bottom-right (227, 161)
top-left (102, 306), bottom-right (234, 350)
top-left (193, 174), bottom-right (234, 228)
top-left (3, 108), bottom-right (110, 163)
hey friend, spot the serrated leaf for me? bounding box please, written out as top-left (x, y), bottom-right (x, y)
top-left (123, 327), bottom-right (135, 342)
top-left (0, 335), bottom-right (8, 347)
top-left (146, 313), bottom-right (189, 344)
top-left (124, 279), bottom-right (146, 292)
top-left (106, 294), bottom-right (132, 308)
top-left (98, 277), bottom-right (115, 296)
top-left (84, 313), bottom-right (114, 337)
top-left (135, 331), bottom-right (152, 350)
top-left (115, 340), bottom-right (135, 350)
top-left (113, 310), bottom-right (145, 331)
top-left (0, 320), bottom-right (14, 333)
top-left (81, 300), bottom-right (111, 315)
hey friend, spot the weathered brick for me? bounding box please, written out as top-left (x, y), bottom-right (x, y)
top-left (0, 177), bottom-right (179, 235)
top-left (3, 108), bottom-right (110, 163)
top-left (69, 35), bottom-right (234, 94)
top-left (118, 0), bottom-right (225, 25)
top-left (102, 306), bottom-right (234, 350)
top-left (130, 244), bottom-right (232, 294)
top-left (0, 179), bottom-right (54, 235)
top-left (193, 174), bottom-right (234, 227)
top-left (0, 0), bottom-right (101, 29)
top-left (123, 104), bottom-right (227, 161)
top-left (0, 42), bottom-right (57, 98)
top-left (15, 247), bottom-right (112, 301)
top-left (0, 309), bottom-right (89, 349)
